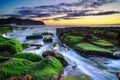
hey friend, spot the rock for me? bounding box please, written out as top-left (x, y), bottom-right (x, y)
top-left (28, 57), bottom-right (64, 80)
top-left (26, 34), bottom-right (42, 40)
top-left (0, 36), bottom-right (22, 57)
top-left (0, 58), bottom-right (33, 80)
top-left (0, 57), bottom-right (64, 80)
top-left (12, 52), bottom-right (43, 62)
top-left (53, 71), bottom-right (64, 80)
top-left (22, 43), bottom-right (30, 49)
top-left (0, 56), bottom-right (10, 63)
top-left (6, 74), bottom-right (33, 80)
top-left (0, 27), bottom-right (13, 35)
top-left (74, 43), bottom-right (116, 58)
top-left (43, 36), bottom-right (53, 43)
top-left (116, 72), bottom-right (120, 80)
top-left (0, 17), bottom-right (45, 25)
top-left (41, 32), bottom-right (53, 36)
top-left (60, 34), bottom-right (84, 46)
top-left (56, 27), bottom-right (119, 58)
top-left (42, 50), bottom-right (68, 67)
top-left (91, 39), bottom-right (114, 48)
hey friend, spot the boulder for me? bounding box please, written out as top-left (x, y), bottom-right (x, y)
top-left (6, 74), bottom-right (33, 80)
top-left (42, 50), bottom-right (68, 67)
top-left (0, 57), bottom-right (63, 80)
top-left (26, 34), bottom-right (42, 40)
top-left (41, 32), bottom-right (53, 36)
top-left (0, 36), bottom-right (22, 57)
top-left (43, 36), bottom-right (52, 43)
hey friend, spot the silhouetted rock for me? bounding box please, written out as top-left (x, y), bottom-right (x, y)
top-left (0, 17), bottom-right (45, 25)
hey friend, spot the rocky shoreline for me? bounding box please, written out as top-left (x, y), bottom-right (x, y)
top-left (56, 27), bottom-right (120, 59)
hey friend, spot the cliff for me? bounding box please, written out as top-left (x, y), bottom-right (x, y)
top-left (0, 17), bottom-right (45, 25)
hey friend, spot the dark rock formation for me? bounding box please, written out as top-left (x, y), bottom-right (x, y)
top-left (26, 34), bottom-right (42, 40)
top-left (0, 17), bottom-right (45, 25)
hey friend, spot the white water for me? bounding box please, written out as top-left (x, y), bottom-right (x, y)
top-left (6, 25), bottom-right (120, 80)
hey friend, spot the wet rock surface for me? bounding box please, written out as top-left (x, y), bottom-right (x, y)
top-left (56, 27), bottom-right (120, 59)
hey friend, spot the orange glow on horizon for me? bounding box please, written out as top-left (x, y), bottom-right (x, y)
top-left (33, 14), bottom-right (120, 25)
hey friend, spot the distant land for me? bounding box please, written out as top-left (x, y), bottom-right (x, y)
top-left (0, 17), bottom-right (45, 25)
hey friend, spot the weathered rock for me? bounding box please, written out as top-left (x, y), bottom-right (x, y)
top-left (0, 57), bottom-right (63, 80)
top-left (12, 52), bottom-right (43, 62)
top-left (43, 36), bottom-right (53, 43)
top-left (26, 34), bottom-right (42, 40)
top-left (56, 27), bottom-right (119, 58)
top-left (41, 32), bottom-right (53, 36)
top-left (6, 74), bottom-right (33, 80)
top-left (0, 36), bottom-right (22, 57)
top-left (42, 50), bottom-right (68, 67)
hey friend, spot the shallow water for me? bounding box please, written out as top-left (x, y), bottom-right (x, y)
top-left (6, 25), bottom-right (120, 80)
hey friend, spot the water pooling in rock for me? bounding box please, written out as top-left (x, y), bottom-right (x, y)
top-left (6, 26), bottom-right (120, 80)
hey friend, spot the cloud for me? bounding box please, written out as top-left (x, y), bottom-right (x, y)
top-left (90, 11), bottom-right (120, 16)
top-left (67, 11), bottom-right (120, 17)
top-left (1, 0), bottom-right (119, 20)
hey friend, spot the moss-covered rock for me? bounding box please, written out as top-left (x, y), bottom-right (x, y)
top-left (74, 43), bottom-right (114, 57)
top-left (6, 74), bottom-right (33, 80)
top-left (13, 52), bottom-right (43, 62)
top-left (26, 34), bottom-right (42, 39)
top-left (60, 34), bottom-right (84, 46)
top-left (0, 56), bottom-right (64, 80)
top-left (61, 75), bottom-right (93, 80)
top-left (22, 43), bottom-right (30, 49)
top-left (91, 39), bottom-right (114, 47)
top-left (28, 56), bottom-right (64, 80)
top-left (41, 32), bottom-right (53, 35)
top-left (43, 36), bottom-right (52, 43)
top-left (42, 50), bottom-right (68, 67)
top-left (0, 56), bottom-right (10, 63)
top-left (0, 58), bottom-right (33, 79)
top-left (0, 27), bottom-right (13, 35)
top-left (0, 37), bottom-right (22, 57)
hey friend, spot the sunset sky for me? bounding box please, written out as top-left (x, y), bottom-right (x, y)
top-left (0, 0), bottom-right (120, 25)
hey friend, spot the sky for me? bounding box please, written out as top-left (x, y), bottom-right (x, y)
top-left (0, 0), bottom-right (120, 25)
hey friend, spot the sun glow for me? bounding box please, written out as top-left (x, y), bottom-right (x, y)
top-left (33, 14), bottom-right (120, 25)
